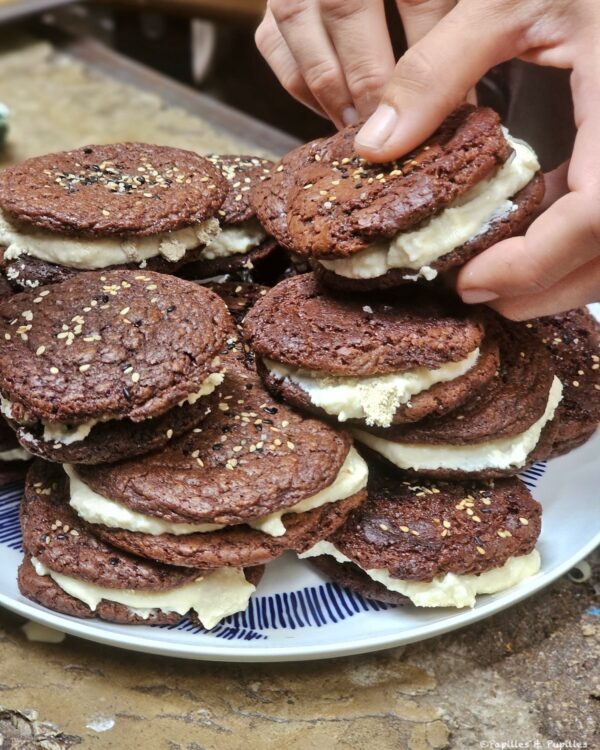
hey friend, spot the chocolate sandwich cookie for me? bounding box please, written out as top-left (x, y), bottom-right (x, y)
top-left (177, 155), bottom-right (288, 284)
top-left (0, 271), bottom-right (229, 464)
top-left (353, 321), bottom-right (562, 479)
top-left (0, 143), bottom-right (227, 289)
top-left (65, 358), bottom-right (367, 568)
top-left (251, 105), bottom-right (544, 290)
top-left (302, 468), bottom-right (542, 608)
top-left (18, 461), bottom-right (261, 627)
top-left (0, 415), bottom-right (31, 484)
top-left (245, 273), bottom-right (500, 427)
top-left (528, 308), bottom-right (599, 456)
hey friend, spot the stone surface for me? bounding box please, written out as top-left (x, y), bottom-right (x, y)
top-left (0, 564), bottom-right (597, 749)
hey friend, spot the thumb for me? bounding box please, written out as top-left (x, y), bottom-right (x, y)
top-left (355, 0), bottom-right (524, 161)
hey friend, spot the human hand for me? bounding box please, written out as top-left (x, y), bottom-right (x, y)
top-left (351, 0), bottom-right (600, 319)
top-left (255, 0), bottom-right (455, 128)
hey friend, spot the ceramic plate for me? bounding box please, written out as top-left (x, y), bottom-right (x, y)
top-left (1, 431), bottom-right (598, 662)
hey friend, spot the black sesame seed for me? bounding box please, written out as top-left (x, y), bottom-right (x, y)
top-left (123, 386), bottom-right (132, 400)
top-left (474, 536), bottom-right (483, 546)
top-left (212, 444), bottom-right (223, 450)
top-left (56, 533), bottom-right (66, 540)
top-left (263, 406), bottom-right (278, 414)
top-left (166, 305), bottom-right (176, 313)
top-left (109, 557), bottom-right (119, 566)
top-left (83, 147), bottom-right (93, 154)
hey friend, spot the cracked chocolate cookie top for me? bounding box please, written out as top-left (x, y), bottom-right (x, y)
top-left (0, 270), bottom-right (229, 424)
top-left (244, 273), bottom-right (486, 376)
top-left (0, 143), bottom-right (228, 237)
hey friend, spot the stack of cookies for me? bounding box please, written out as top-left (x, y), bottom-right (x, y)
top-left (242, 103), bottom-right (598, 608)
top-left (0, 111), bottom-right (597, 627)
top-left (0, 266), bottom-right (367, 627)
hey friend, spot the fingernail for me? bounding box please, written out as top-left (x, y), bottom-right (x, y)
top-left (355, 104), bottom-right (398, 149)
top-left (461, 289), bottom-right (499, 304)
top-left (342, 106), bottom-right (359, 127)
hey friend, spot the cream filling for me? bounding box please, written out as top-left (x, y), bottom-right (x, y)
top-left (353, 376), bottom-right (562, 472)
top-left (319, 134), bottom-right (539, 280)
top-left (1, 372), bottom-right (224, 446)
top-left (201, 219), bottom-right (266, 260)
top-left (30, 557), bottom-right (255, 630)
top-left (65, 446), bottom-right (368, 539)
top-left (264, 347), bottom-right (480, 428)
top-left (300, 541), bottom-right (541, 608)
top-left (0, 211), bottom-right (221, 270)
top-left (0, 447), bottom-right (31, 462)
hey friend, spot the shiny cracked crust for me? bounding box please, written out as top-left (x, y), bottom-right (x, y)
top-left (252, 105), bottom-right (518, 257)
top-left (206, 154), bottom-right (274, 225)
top-left (0, 143), bottom-right (228, 237)
top-left (244, 273), bottom-right (486, 376)
top-left (75, 361), bottom-right (353, 525)
top-left (0, 271), bottom-right (229, 425)
top-left (328, 469), bottom-right (541, 581)
top-left (528, 308), bottom-right (599, 457)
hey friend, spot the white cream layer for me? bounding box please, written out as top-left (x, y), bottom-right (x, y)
top-left (319, 134), bottom-right (539, 280)
top-left (201, 219), bottom-right (266, 260)
top-left (0, 211), bottom-right (221, 270)
top-left (65, 446), bottom-right (368, 539)
top-left (353, 376), bottom-right (562, 472)
top-left (1, 372), bottom-right (224, 446)
top-left (264, 347), bottom-right (480, 428)
top-left (31, 557), bottom-right (254, 629)
top-left (0, 447), bottom-right (30, 461)
top-left (300, 541), bottom-right (541, 608)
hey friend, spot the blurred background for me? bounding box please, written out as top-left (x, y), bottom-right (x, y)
top-left (0, 0), bottom-right (575, 167)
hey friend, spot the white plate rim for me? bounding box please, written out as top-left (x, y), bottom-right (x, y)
top-left (1, 529), bottom-right (597, 663)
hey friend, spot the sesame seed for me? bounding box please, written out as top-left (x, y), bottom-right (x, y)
top-left (131, 372), bottom-right (140, 383)
top-left (120, 307), bottom-right (130, 316)
top-left (476, 546), bottom-right (486, 555)
top-left (379, 523), bottom-right (389, 531)
top-left (572, 380), bottom-right (580, 387)
top-left (442, 520), bottom-right (451, 529)
top-left (35, 346), bottom-right (46, 356)
top-left (50, 367), bottom-right (59, 374)
top-left (79, 364), bottom-right (91, 372)
top-left (399, 525), bottom-right (409, 532)
top-left (519, 517), bottom-right (529, 525)
top-left (472, 515), bottom-right (481, 523)
top-left (166, 429), bottom-right (173, 439)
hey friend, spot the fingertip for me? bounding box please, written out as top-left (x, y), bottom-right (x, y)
top-left (342, 106), bottom-right (360, 127)
top-left (354, 104), bottom-right (398, 155)
top-left (460, 289), bottom-right (499, 305)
